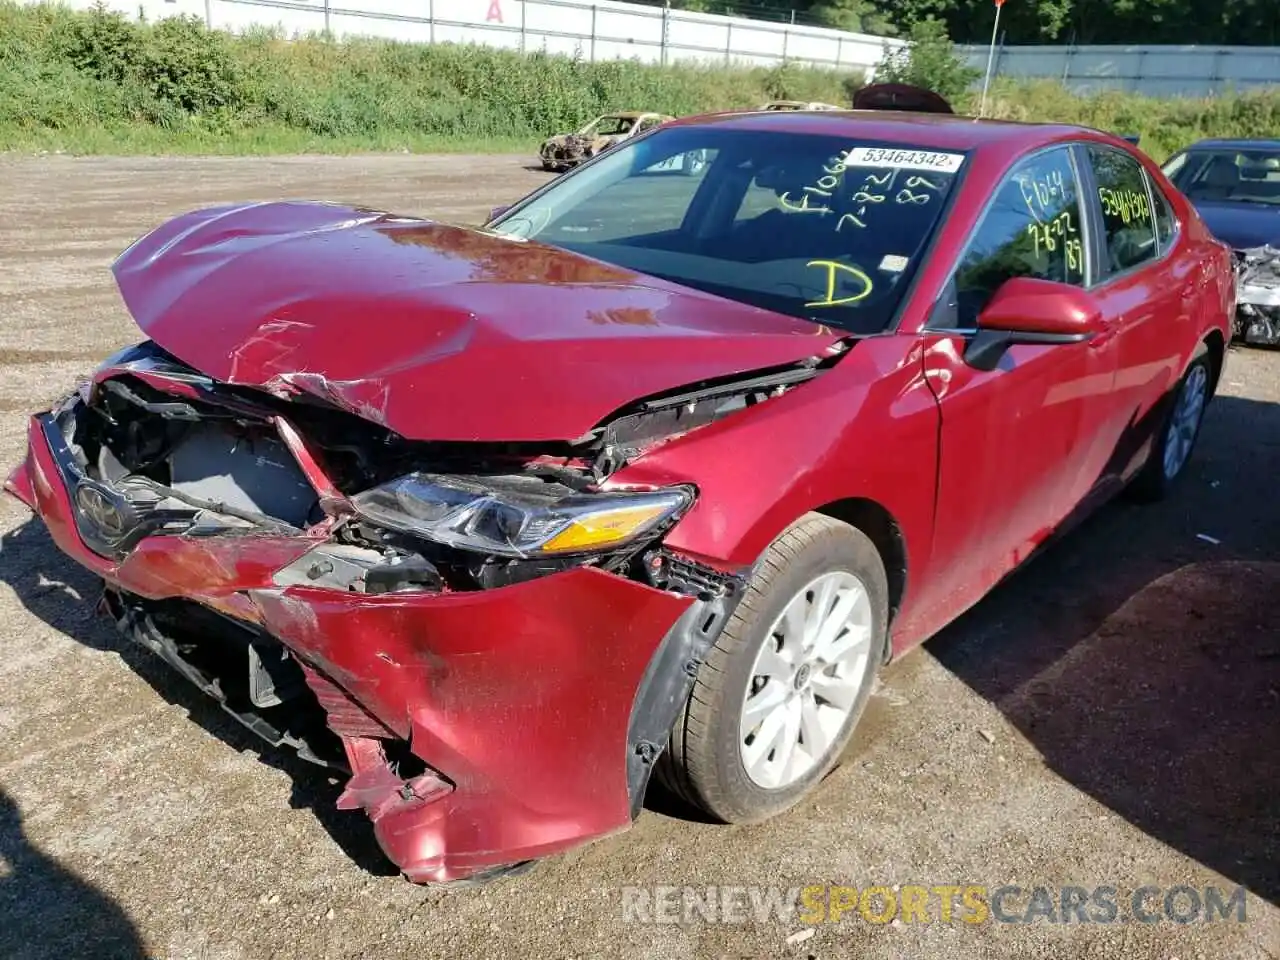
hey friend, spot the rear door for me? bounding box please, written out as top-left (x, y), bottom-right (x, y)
top-left (1076, 142), bottom-right (1203, 484)
top-left (916, 143), bottom-right (1121, 622)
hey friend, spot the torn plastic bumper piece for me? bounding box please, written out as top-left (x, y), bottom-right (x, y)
top-left (5, 406), bottom-right (698, 883)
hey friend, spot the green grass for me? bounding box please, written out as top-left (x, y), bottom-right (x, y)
top-left (1, 1), bottom-right (1278, 160)
top-left (0, 1), bottom-right (860, 156)
top-left (0, 123), bottom-right (534, 156)
top-left (972, 78), bottom-right (1280, 163)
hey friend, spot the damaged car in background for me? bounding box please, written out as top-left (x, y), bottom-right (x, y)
top-left (6, 110), bottom-right (1233, 886)
top-left (539, 111), bottom-right (680, 172)
top-left (756, 100), bottom-right (843, 112)
top-left (1162, 138), bottom-right (1280, 345)
top-left (1233, 244), bottom-right (1280, 345)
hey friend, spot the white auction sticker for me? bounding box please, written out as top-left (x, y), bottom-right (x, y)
top-left (844, 147), bottom-right (964, 173)
top-left (879, 254), bottom-right (910, 273)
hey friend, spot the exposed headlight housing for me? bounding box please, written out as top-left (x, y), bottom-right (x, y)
top-left (350, 473), bottom-right (695, 559)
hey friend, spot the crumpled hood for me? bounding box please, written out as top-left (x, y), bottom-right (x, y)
top-left (111, 201), bottom-right (842, 442)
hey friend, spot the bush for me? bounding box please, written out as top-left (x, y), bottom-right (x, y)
top-left (873, 17), bottom-right (980, 102)
top-left (136, 14), bottom-right (244, 112)
top-left (0, 0), bottom-right (1278, 158)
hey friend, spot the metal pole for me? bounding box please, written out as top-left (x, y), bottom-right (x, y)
top-left (590, 4), bottom-right (597, 61)
top-left (725, 23), bottom-right (731, 65)
top-left (323, 0), bottom-right (330, 36)
top-left (836, 35), bottom-right (843, 67)
top-left (204, 0), bottom-right (211, 29)
top-left (979, 2), bottom-right (1003, 118)
top-left (661, 0), bottom-right (670, 67)
top-left (520, 0), bottom-right (526, 53)
top-left (429, 0), bottom-right (435, 44)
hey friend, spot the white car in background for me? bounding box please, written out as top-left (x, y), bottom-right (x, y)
top-left (756, 100), bottom-right (844, 111)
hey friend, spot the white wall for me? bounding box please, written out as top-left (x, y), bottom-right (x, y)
top-left (960, 43), bottom-right (1280, 97)
top-left (36, 0), bottom-right (900, 73)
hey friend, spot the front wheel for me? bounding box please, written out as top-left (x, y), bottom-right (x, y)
top-left (656, 513), bottom-right (888, 823)
top-left (1129, 344), bottom-right (1212, 501)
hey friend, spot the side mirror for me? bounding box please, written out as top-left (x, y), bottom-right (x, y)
top-left (965, 276), bottom-right (1103, 371)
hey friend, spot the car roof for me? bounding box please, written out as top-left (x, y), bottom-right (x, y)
top-left (1177, 138), bottom-right (1280, 152)
top-left (607, 111), bottom-right (660, 120)
top-left (663, 108), bottom-right (1107, 154)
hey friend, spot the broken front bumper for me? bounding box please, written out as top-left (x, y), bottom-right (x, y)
top-left (1234, 245), bottom-right (1280, 346)
top-left (5, 398), bottom-right (703, 883)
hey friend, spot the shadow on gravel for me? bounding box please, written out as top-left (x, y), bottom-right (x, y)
top-left (0, 520), bottom-right (399, 882)
top-left (0, 788), bottom-right (147, 960)
top-left (928, 387), bottom-right (1280, 907)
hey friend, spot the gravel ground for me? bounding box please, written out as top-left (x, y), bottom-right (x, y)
top-left (0, 154), bottom-right (1277, 960)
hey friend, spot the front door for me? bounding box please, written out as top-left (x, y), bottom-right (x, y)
top-left (914, 144), bottom-right (1121, 631)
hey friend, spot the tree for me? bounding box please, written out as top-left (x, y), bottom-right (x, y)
top-left (809, 0), bottom-right (896, 35)
top-left (873, 17), bottom-right (980, 101)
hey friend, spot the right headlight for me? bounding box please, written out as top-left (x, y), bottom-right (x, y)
top-left (350, 473), bottom-right (695, 559)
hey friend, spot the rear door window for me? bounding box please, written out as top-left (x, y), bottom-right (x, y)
top-left (1086, 145), bottom-right (1159, 275)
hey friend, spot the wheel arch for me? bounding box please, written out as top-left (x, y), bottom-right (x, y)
top-left (1202, 328), bottom-right (1225, 398)
top-left (810, 497), bottom-right (908, 650)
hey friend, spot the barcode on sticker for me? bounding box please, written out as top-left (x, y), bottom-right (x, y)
top-left (845, 147), bottom-right (964, 173)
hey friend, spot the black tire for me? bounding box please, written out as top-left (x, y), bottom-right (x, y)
top-left (1128, 343), bottom-right (1212, 503)
top-left (655, 513), bottom-right (889, 823)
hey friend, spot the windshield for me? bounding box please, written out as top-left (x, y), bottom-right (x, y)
top-left (489, 126), bottom-right (968, 333)
top-left (1163, 147), bottom-right (1280, 207)
top-left (581, 116), bottom-right (635, 136)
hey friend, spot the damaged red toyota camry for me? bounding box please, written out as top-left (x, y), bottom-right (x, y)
top-left (5, 110), bottom-right (1233, 885)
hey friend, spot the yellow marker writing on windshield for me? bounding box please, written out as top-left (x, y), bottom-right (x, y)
top-left (805, 260), bottom-right (874, 308)
top-left (778, 192), bottom-right (831, 214)
top-left (905, 175), bottom-right (940, 191)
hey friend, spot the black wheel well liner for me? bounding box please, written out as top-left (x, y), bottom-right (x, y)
top-left (812, 497), bottom-right (907, 644)
top-left (1203, 329), bottom-right (1225, 397)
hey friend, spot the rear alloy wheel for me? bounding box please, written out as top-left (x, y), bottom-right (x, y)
top-left (656, 513), bottom-right (888, 823)
top-left (1130, 344), bottom-right (1212, 501)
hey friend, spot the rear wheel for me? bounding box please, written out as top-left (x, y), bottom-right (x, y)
top-left (656, 513), bottom-right (888, 823)
top-left (1129, 344), bottom-right (1212, 502)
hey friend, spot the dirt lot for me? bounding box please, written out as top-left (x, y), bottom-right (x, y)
top-left (0, 154), bottom-right (1278, 960)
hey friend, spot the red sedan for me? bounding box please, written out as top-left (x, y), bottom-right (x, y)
top-left (4, 110), bottom-right (1233, 885)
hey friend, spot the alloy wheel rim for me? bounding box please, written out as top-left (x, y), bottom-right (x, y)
top-left (1163, 364), bottom-right (1208, 480)
top-left (739, 571), bottom-right (873, 790)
